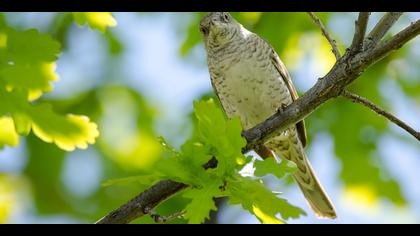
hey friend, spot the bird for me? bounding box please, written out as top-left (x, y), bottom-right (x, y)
top-left (199, 12), bottom-right (336, 219)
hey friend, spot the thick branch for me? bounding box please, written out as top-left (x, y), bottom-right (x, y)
top-left (307, 12), bottom-right (341, 60)
top-left (97, 16), bottom-right (420, 224)
top-left (341, 90), bottom-right (420, 141)
top-left (365, 12), bottom-right (403, 49)
top-left (350, 12), bottom-right (370, 52)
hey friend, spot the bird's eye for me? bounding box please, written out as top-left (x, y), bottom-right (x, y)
top-left (222, 13), bottom-right (230, 22)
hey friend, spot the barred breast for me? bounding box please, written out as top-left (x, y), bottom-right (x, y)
top-left (207, 34), bottom-right (293, 130)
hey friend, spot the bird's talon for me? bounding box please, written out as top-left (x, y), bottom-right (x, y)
top-left (277, 104), bottom-right (288, 113)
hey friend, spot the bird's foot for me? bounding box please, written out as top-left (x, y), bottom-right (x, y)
top-left (276, 103), bottom-right (288, 114)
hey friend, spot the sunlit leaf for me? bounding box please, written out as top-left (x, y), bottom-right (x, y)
top-left (252, 205), bottom-right (285, 224)
top-left (73, 12), bottom-right (117, 33)
top-left (0, 62), bottom-right (58, 101)
top-left (343, 184), bottom-right (380, 209)
top-left (0, 116), bottom-right (19, 148)
top-left (0, 28), bottom-right (60, 100)
top-left (0, 175), bottom-right (18, 223)
top-left (0, 88), bottom-right (99, 151)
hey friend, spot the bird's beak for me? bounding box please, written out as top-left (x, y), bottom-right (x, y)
top-left (200, 24), bottom-right (209, 36)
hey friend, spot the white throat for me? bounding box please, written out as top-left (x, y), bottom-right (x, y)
top-left (239, 24), bottom-right (253, 39)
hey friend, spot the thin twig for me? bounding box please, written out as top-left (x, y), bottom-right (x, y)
top-left (365, 19), bottom-right (420, 64)
top-left (341, 90), bottom-right (420, 141)
top-left (350, 12), bottom-right (370, 53)
top-left (149, 210), bottom-right (186, 223)
top-left (365, 12), bottom-right (403, 49)
top-left (307, 12), bottom-right (341, 60)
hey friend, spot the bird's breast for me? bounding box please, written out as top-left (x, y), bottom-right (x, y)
top-left (210, 48), bottom-right (292, 130)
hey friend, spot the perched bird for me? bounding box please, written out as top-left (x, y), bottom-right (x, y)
top-left (200, 12), bottom-right (336, 219)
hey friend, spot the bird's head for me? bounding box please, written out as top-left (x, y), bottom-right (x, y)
top-left (199, 12), bottom-right (242, 48)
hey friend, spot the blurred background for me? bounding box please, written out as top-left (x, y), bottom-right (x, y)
top-left (1, 12), bottom-right (420, 224)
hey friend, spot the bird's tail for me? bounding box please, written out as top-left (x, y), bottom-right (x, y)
top-left (292, 157), bottom-right (337, 219)
top-left (267, 133), bottom-right (336, 219)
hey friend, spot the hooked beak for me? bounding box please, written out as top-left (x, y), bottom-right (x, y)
top-left (200, 20), bottom-right (215, 36)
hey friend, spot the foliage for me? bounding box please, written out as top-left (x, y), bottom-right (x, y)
top-left (1, 12), bottom-right (420, 224)
top-left (0, 23), bottom-right (100, 151)
top-left (72, 13), bottom-right (117, 33)
top-left (117, 99), bottom-right (304, 224)
top-left (0, 12), bottom-right (116, 152)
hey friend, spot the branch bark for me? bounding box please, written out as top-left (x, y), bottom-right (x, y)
top-left (365, 12), bottom-right (403, 49)
top-left (341, 90), bottom-right (420, 141)
top-left (368, 19), bottom-right (420, 62)
top-left (307, 12), bottom-right (341, 60)
top-left (350, 12), bottom-right (370, 53)
top-left (96, 13), bottom-right (420, 224)
top-left (96, 157), bottom-right (217, 224)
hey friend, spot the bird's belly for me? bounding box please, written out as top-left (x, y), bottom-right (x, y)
top-left (216, 59), bottom-right (292, 130)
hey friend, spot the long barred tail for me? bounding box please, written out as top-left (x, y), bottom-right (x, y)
top-left (266, 130), bottom-right (337, 219)
top-left (291, 154), bottom-right (337, 219)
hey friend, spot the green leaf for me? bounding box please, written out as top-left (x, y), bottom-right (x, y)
top-left (193, 99), bottom-right (247, 176)
top-left (155, 156), bottom-right (198, 186)
top-left (105, 30), bottom-right (123, 55)
top-left (227, 175), bottom-right (306, 223)
top-left (72, 12), bottom-right (117, 33)
top-left (0, 62), bottom-right (58, 101)
top-left (183, 181), bottom-right (222, 224)
top-left (2, 28), bottom-right (60, 64)
top-left (180, 140), bottom-right (212, 168)
top-left (158, 136), bottom-right (180, 156)
top-left (0, 13), bottom-right (7, 28)
top-left (0, 28), bottom-right (60, 101)
top-left (0, 26), bottom-right (99, 151)
top-left (254, 157), bottom-right (297, 179)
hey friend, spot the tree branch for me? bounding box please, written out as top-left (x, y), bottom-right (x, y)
top-left (341, 90), bottom-right (420, 141)
top-left (96, 14), bottom-right (420, 224)
top-left (350, 12), bottom-right (370, 53)
top-left (96, 157), bottom-right (218, 224)
top-left (368, 19), bottom-right (420, 63)
top-left (365, 12), bottom-right (403, 49)
top-left (96, 180), bottom-right (187, 224)
top-left (307, 12), bottom-right (341, 60)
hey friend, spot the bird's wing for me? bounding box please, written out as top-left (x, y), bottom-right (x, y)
top-left (270, 48), bottom-right (307, 147)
